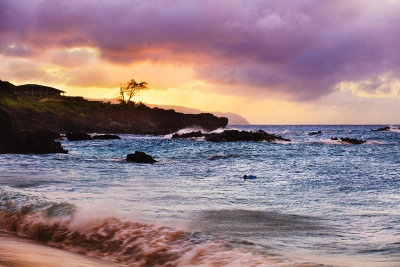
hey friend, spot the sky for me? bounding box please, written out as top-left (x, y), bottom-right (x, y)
top-left (1, 0), bottom-right (400, 124)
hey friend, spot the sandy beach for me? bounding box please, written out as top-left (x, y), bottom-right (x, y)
top-left (0, 232), bottom-right (116, 267)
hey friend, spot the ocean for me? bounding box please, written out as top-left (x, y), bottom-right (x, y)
top-left (0, 125), bottom-right (399, 266)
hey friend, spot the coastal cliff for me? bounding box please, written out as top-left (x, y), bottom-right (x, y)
top-left (0, 80), bottom-right (228, 135)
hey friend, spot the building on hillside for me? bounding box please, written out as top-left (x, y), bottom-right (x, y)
top-left (13, 84), bottom-right (65, 97)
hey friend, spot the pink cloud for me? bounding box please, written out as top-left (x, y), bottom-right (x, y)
top-left (1, 0), bottom-right (400, 100)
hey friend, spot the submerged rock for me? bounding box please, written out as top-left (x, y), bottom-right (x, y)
top-left (66, 132), bottom-right (92, 141)
top-left (308, 131), bottom-right (322, 135)
top-left (374, 127), bottom-right (390, 131)
top-left (126, 151), bottom-right (157, 163)
top-left (92, 134), bottom-right (121, 140)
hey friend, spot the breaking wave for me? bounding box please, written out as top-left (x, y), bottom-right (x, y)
top-left (0, 188), bottom-right (309, 267)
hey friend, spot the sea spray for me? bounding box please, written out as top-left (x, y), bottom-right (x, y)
top-left (0, 189), bottom-right (307, 266)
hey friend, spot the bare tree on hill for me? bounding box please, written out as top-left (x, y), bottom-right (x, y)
top-left (118, 79), bottom-right (148, 104)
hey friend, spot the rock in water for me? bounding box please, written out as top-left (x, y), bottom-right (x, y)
top-left (374, 127), bottom-right (390, 131)
top-left (126, 151), bottom-right (157, 163)
top-left (66, 132), bottom-right (92, 141)
top-left (172, 131), bottom-right (204, 139)
top-left (340, 137), bottom-right (366, 145)
top-left (92, 134), bottom-right (121, 140)
top-left (308, 131), bottom-right (322, 135)
top-left (0, 106), bottom-right (67, 154)
top-left (172, 130), bottom-right (290, 142)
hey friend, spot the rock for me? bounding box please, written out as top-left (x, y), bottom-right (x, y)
top-left (66, 132), bottom-right (92, 141)
top-left (172, 131), bottom-right (204, 139)
top-left (172, 129), bottom-right (290, 142)
top-left (92, 134), bottom-right (121, 140)
top-left (374, 126), bottom-right (390, 131)
top-left (340, 137), bottom-right (366, 145)
top-left (331, 137), bottom-right (338, 140)
top-left (0, 131), bottom-right (67, 154)
top-left (126, 151), bottom-right (157, 163)
top-left (205, 130), bottom-right (291, 142)
top-left (0, 106), bottom-right (67, 154)
top-left (308, 131), bottom-right (322, 135)
top-left (12, 131), bottom-right (68, 154)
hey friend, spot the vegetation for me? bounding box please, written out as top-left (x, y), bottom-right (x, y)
top-left (117, 79), bottom-right (148, 104)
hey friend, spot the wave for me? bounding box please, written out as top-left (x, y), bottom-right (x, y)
top-left (0, 189), bottom-right (312, 266)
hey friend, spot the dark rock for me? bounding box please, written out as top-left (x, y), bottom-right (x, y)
top-left (308, 131), bottom-right (322, 135)
top-left (126, 151), bottom-right (157, 163)
top-left (172, 129), bottom-right (290, 143)
top-left (11, 131), bottom-right (68, 154)
top-left (66, 132), bottom-right (92, 141)
top-left (205, 130), bottom-right (291, 142)
top-left (172, 131), bottom-right (204, 139)
top-left (331, 137), bottom-right (338, 140)
top-left (92, 134), bottom-right (121, 140)
top-left (374, 126), bottom-right (390, 131)
top-left (0, 106), bottom-right (67, 154)
top-left (340, 137), bottom-right (366, 145)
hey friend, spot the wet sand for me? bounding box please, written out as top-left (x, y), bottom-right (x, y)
top-left (0, 232), bottom-right (116, 267)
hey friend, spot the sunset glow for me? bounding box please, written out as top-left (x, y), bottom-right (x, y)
top-left (1, 0), bottom-right (400, 124)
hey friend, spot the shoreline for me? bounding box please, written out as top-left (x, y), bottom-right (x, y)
top-left (0, 231), bottom-right (116, 267)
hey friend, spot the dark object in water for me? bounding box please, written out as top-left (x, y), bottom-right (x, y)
top-left (308, 131), bottom-right (322, 135)
top-left (66, 132), bottom-right (92, 141)
top-left (340, 137), bottom-right (366, 145)
top-left (126, 151), bottom-right (157, 163)
top-left (243, 175), bottom-right (257, 179)
top-left (0, 107), bottom-right (67, 154)
top-left (173, 129), bottom-right (290, 143)
top-left (209, 154), bottom-right (232, 160)
top-left (92, 134), bottom-right (121, 140)
top-left (331, 137), bottom-right (365, 144)
top-left (374, 126), bottom-right (390, 131)
top-left (172, 131), bottom-right (203, 139)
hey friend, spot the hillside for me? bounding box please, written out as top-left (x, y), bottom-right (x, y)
top-left (0, 81), bottom-right (228, 135)
top-left (145, 104), bottom-right (250, 125)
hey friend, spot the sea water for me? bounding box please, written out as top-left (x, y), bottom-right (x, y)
top-left (0, 125), bottom-right (399, 266)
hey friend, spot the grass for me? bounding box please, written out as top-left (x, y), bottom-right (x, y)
top-left (0, 93), bottom-right (121, 115)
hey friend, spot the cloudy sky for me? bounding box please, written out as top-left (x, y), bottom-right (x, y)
top-left (1, 0), bottom-right (400, 124)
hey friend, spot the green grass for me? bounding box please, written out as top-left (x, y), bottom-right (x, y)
top-left (0, 94), bottom-right (120, 116)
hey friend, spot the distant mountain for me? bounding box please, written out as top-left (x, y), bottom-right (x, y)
top-left (146, 104), bottom-right (250, 125)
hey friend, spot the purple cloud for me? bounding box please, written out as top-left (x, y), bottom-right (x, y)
top-left (1, 0), bottom-right (400, 100)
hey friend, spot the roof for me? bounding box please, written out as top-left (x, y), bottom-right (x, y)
top-left (16, 84), bottom-right (66, 93)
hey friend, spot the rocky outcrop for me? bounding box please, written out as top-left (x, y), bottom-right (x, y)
top-left (66, 133), bottom-right (92, 141)
top-left (172, 131), bottom-right (203, 139)
top-left (331, 137), bottom-right (366, 144)
top-left (0, 106), bottom-right (67, 154)
top-left (308, 131), bottom-right (322, 135)
top-left (340, 137), bottom-right (366, 145)
top-left (126, 151), bottom-right (157, 163)
top-left (172, 130), bottom-right (291, 142)
top-left (92, 134), bottom-right (121, 140)
top-left (66, 133), bottom-right (121, 141)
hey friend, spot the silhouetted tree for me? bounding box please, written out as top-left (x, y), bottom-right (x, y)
top-left (118, 79), bottom-right (148, 104)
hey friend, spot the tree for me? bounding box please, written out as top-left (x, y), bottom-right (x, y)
top-left (117, 79), bottom-right (149, 104)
